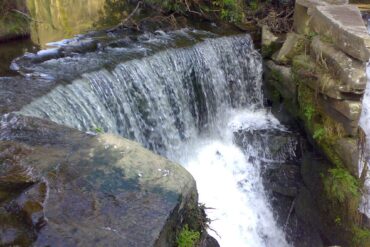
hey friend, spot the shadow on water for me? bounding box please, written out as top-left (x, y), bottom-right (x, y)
top-left (0, 38), bottom-right (38, 76)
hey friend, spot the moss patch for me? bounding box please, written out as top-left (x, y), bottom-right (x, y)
top-left (177, 224), bottom-right (200, 247)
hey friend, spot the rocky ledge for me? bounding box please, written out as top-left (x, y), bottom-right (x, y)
top-left (0, 113), bottom-right (205, 246)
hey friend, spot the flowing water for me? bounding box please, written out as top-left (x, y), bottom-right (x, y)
top-left (13, 32), bottom-right (295, 246)
top-left (358, 18), bottom-right (370, 218)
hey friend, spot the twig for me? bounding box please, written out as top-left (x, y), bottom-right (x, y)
top-left (122, 1), bottom-right (143, 24)
top-left (284, 199), bottom-right (295, 231)
top-left (11, 9), bottom-right (43, 23)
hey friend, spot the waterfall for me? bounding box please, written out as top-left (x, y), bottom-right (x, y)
top-left (359, 61), bottom-right (370, 217)
top-left (359, 19), bottom-right (370, 218)
top-left (18, 33), bottom-right (292, 246)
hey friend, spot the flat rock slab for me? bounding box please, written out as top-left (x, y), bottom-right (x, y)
top-left (296, 0), bottom-right (347, 8)
top-left (310, 36), bottom-right (367, 92)
top-left (311, 5), bottom-right (370, 62)
top-left (0, 114), bottom-right (196, 247)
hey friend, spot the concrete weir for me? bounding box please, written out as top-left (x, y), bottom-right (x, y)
top-left (264, 0), bottom-right (370, 246)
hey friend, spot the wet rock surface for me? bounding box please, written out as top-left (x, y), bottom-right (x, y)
top-left (0, 114), bottom-right (197, 246)
top-left (233, 124), bottom-right (325, 247)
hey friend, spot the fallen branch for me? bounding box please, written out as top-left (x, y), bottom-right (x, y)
top-left (11, 9), bottom-right (44, 23)
top-left (110, 1), bottom-right (143, 31)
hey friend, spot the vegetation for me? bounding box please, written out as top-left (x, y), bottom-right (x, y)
top-left (303, 105), bottom-right (315, 121)
top-left (352, 226), bottom-right (370, 247)
top-left (313, 127), bottom-right (325, 141)
top-left (94, 127), bottom-right (104, 133)
top-left (0, 0), bottom-right (29, 40)
top-left (95, 0), bottom-right (294, 31)
top-left (324, 168), bottom-right (359, 203)
top-left (269, 46), bottom-right (367, 245)
top-left (177, 224), bottom-right (200, 247)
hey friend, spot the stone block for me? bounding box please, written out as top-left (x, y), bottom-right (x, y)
top-left (334, 138), bottom-right (360, 177)
top-left (273, 32), bottom-right (304, 64)
top-left (296, 0), bottom-right (347, 8)
top-left (292, 55), bottom-right (345, 100)
top-left (293, 3), bottom-right (311, 34)
top-left (329, 99), bottom-right (362, 121)
top-left (311, 5), bottom-right (370, 62)
top-left (265, 60), bottom-right (297, 99)
top-left (318, 96), bottom-right (359, 136)
top-left (310, 36), bottom-right (367, 93)
top-left (262, 25), bottom-right (284, 58)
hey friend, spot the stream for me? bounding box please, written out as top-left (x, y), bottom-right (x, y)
top-left (0, 1), bottom-right (323, 246)
top-left (14, 32), bottom-right (291, 247)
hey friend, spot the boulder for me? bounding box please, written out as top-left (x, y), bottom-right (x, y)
top-left (0, 114), bottom-right (199, 247)
top-left (233, 128), bottom-right (300, 162)
top-left (311, 5), bottom-right (370, 62)
top-left (262, 164), bottom-right (301, 197)
top-left (310, 36), bottom-right (367, 93)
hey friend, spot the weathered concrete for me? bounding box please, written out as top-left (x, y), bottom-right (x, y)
top-left (311, 5), bottom-right (370, 62)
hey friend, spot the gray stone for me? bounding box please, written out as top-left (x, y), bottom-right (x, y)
top-left (273, 32), bottom-right (304, 64)
top-left (296, 0), bottom-right (347, 8)
top-left (310, 36), bottom-right (367, 93)
top-left (262, 26), bottom-right (283, 58)
top-left (293, 3), bottom-right (311, 34)
top-left (265, 60), bottom-right (297, 99)
top-left (324, 0), bottom-right (348, 4)
top-left (262, 25), bottom-right (278, 47)
top-left (292, 55), bottom-right (363, 100)
top-left (296, 0), bottom-right (327, 8)
top-left (292, 55), bottom-right (343, 99)
top-left (0, 114), bottom-right (199, 247)
top-left (262, 164), bottom-right (301, 197)
top-left (294, 186), bottom-right (321, 228)
top-left (329, 99), bottom-right (362, 121)
top-left (318, 96), bottom-right (359, 136)
top-left (311, 5), bottom-right (370, 62)
top-left (334, 138), bottom-right (359, 177)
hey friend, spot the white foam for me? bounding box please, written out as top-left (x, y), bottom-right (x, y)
top-left (359, 62), bottom-right (370, 216)
top-left (179, 110), bottom-right (290, 247)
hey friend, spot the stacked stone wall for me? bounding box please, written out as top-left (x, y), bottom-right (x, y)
top-left (264, 0), bottom-right (370, 245)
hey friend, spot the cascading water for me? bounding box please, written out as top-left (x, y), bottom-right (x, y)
top-left (16, 32), bottom-right (293, 246)
top-left (359, 19), bottom-right (370, 218)
top-left (359, 63), bottom-right (370, 217)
